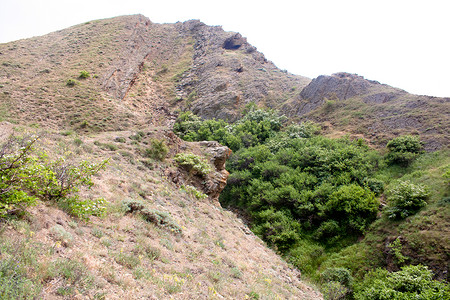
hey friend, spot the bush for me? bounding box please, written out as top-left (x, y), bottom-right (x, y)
top-left (59, 197), bottom-right (107, 220)
top-left (66, 79), bottom-right (78, 86)
top-left (78, 70), bottom-right (90, 79)
top-left (322, 281), bottom-right (349, 300)
top-left (121, 199), bottom-right (146, 213)
top-left (0, 241), bottom-right (42, 298)
top-left (174, 152), bottom-right (211, 177)
top-left (50, 224), bottom-right (73, 246)
top-left (252, 208), bottom-right (301, 252)
top-left (386, 180), bottom-right (429, 219)
top-left (0, 134), bottom-right (108, 219)
top-left (181, 185), bottom-right (208, 200)
top-left (141, 208), bottom-right (182, 235)
top-left (0, 135), bottom-right (40, 216)
top-left (386, 135), bottom-right (424, 166)
top-left (355, 265), bottom-right (450, 300)
top-left (145, 139), bottom-right (168, 161)
top-left (321, 267), bottom-right (353, 288)
top-left (324, 184), bottom-right (379, 234)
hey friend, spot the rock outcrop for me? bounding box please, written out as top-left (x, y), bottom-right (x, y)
top-left (199, 141), bottom-right (232, 199)
top-left (166, 138), bottom-right (232, 201)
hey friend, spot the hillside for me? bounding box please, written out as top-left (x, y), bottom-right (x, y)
top-left (0, 122), bottom-right (321, 299)
top-left (1, 14), bottom-right (447, 149)
top-left (0, 14), bottom-right (449, 299)
top-left (0, 15), bottom-right (322, 299)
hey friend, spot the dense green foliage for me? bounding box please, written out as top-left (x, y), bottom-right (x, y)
top-left (174, 152), bottom-right (211, 177)
top-left (173, 109), bottom-right (287, 151)
top-left (173, 108), bottom-right (449, 297)
top-left (386, 135), bottom-right (424, 166)
top-left (0, 135), bottom-right (107, 219)
top-left (386, 181), bottom-right (429, 220)
top-left (354, 265), bottom-right (449, 300)
top-left (144, 139), bottom-right (169, 161)
top-left (175, 108), bottom-right (381, 248)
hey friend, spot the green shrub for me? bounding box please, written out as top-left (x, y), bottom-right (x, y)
top-left (174, 152), bottom-right (211, 177)
top-left (121, 199), bottom-right (146, 213)
top-left (322, 281), bottom-right (349, 300)
top-left (324, 184), bottom-right (379, 234)
top-left (388, 238), bottom-right (408, 265)
top-left (0, 241), bottom-right (42, 299)
top-left (141, 208), bottom-right (182, 235)
top-left (181, 185), bottom-right (208, 200)
top-left (0, 134), bottom-right (108, 219)
top-left (129, 131), bottom-right (145, 142)
top-left (48, 259), bottom-right (94, 296)
top-left (78, 70), bottom-right (90, 79)
top-left (386, 135), bottom-right (424, 166)
top-left (145, 139), bottom-right (168, 161)
top-left (115, 252), bottom-right (140, 269)
top-left (321, 267), bottom-right (353, 288)
top-left (363, 177), bottom-right (384, 196)
top-left (252, 208), bottom-right (301, 252)
top-left (66, 79), bottom-right (78, 86)
top-left (0, 135), bottom-right (40, 216)
top-left (59, 197), bottom-right (107, 220)
top-left (114, 137), bottom-right (126, 143)
top-left (73, 138), bottom-right (83, 147)
top-left (386, 180), bottom-right (429, 219)
top-left (50, 225), bottom-right (73, 246)
top-left (284, 121), bottom-right (320, 139)
top-left (355, 265), bottom-right (450, 300)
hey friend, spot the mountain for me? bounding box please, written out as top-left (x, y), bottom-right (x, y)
top-left (0, 15), bottom-right (321, 299)
top-left (1, 15), bottom-right (448, 150)
top-left (0, 14), bottom-right (448, 299)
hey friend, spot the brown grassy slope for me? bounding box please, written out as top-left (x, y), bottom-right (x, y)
top-left (0, 15), bottom-right (179, 131)
top-left (0, 15), bottom-right (311, 132)
top-left (0, 124), bottom-right (321, 299)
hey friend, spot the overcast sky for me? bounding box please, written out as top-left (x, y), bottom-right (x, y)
top-left (1, 0), bottom-right (449, 97)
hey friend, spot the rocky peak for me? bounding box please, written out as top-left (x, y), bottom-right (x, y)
top-left (223, 33), bottom-right (247, 50)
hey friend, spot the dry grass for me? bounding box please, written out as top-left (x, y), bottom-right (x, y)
top-left (0, 124), bottom-right (321, 299)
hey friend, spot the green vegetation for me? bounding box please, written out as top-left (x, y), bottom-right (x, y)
top-left (355, 265), bottom-right (449, 300)
top-left (386, 135), bottom-right (424, 166)
top-left (181, 184), bottom-right (208, 200)
top-left (66, 78), bottom-right (78, 86)
top-left (174, 152), bottom-right (211, 177)
top-left (173, 107), bottom-right (450, 297)
top-left (144, 139), bottom-right (169, 161)
top-left (386, 180), bottom-right (429, 220)
top-left (0, 238), bottom-right (95, 299)
top-left (121, 199), bottom-right (182, 235)
top-left (78, 70), bottom-right (90, 79)
top-left (0, 135), bottom-right (107, 220)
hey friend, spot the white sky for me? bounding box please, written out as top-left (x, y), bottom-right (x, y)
top-left (1, 0), bottom-right (449, 97)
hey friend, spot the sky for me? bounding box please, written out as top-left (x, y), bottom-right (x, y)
top-left (1, 0), bottom-right (449, 97)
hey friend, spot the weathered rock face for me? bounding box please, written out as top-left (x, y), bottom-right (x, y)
top-left (300, 73), bottom-right (371, 103)
top-left (285, 72), bottom-right (408, 116)
top-left (223, 33), bottom-right (247, 50)
top-left (172, 20), bottom-right (311, 121)
top-left (101, 15), bottom-right (154, 100)
top-left (166, 139), bottom-right (232, 201)
top-left (199, 141), bottom-right (232, 199)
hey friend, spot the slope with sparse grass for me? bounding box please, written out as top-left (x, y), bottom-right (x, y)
top-left (0, 123), bottom-right (321, 299)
